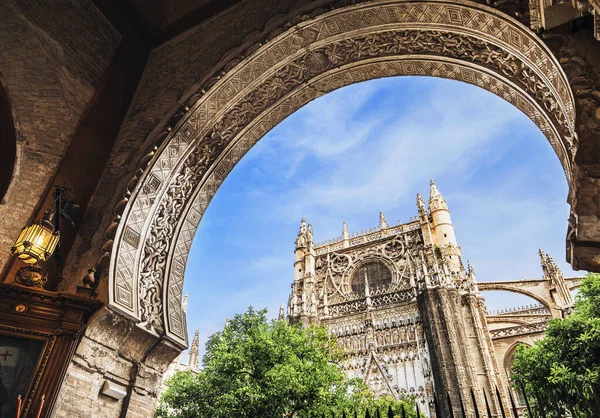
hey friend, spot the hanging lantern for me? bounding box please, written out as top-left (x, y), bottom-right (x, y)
top-left (11, 210), bottom-right (59, 265)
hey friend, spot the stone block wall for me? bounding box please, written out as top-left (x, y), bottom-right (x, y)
top-left (53, 307), bottom-right (181, 418)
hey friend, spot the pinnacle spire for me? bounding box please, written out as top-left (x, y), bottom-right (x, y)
top-left (189, 330), bottom-right (200, 369)
top-left (278, 304), bottom-right (285, 320)
top-left (539, 248), bottom-right (549, 276)
top-left (379, 212), bottom-right (389, 229)
top-left (539, 249), bottom-right (562, 279)
top-left (342, 221), bottom-right (349, 239)
top-left (296, 217), bottom-right (311, 249)
top-left (538, 250), bottom-right (572, 310)
top-left (417, 193), bottom-right (426, 216)
top-left (428, 179), bottom-right (448, 211)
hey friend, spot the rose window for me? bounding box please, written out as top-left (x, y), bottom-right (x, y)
top-left (351, 260), bottom-right (392, 294)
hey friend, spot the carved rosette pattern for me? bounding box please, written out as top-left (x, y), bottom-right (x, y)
top-left (108, 0), bottom-right (576, 346)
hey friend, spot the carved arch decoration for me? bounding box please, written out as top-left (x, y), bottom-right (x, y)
top-left (107, 0), bottom-right (577, 347)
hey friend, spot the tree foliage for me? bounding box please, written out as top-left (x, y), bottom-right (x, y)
top-left (511, 273), bottom-right (600, 417)
top-left (156, 307), bottom-right (419, 418)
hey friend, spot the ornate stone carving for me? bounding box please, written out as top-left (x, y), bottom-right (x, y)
top-left (107, 0), bottom-right (576, 348)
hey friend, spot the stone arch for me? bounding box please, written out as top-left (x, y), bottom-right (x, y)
top-left (106, 0), bottom-right (576, 347)
top-left (0, 74), bottom-right (17, 203)
top-left (479, 282), bottom-right (552, 312)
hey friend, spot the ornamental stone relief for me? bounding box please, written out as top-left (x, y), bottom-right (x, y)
top-left (107, 0), bottom-right (576, 346)
top-left (316, 230), bottom-right (422, 306)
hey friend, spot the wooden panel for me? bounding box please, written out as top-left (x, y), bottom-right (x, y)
top-left (0, 284), bottom-right (101, 418)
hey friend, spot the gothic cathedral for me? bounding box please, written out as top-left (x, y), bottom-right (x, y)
top-left (286, 181), bottom-right (577, 417)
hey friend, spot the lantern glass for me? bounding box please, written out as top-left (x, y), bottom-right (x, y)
top-left (11, 219), bottom-right (59, 264)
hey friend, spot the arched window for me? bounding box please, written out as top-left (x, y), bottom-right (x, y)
top-left (505, 343), bottom-right (527, 406)
top-left (351, 260), bottom-right (392, 294)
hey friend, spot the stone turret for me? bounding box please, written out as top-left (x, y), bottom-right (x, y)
top-left (188, 330), bottom-right (200, 370)
top-left (291, 218), bottom-right (318, 326)
top-left (293, 219), bottom-right (316, 288)
top-left (428, 180), bottom-right (462, 272)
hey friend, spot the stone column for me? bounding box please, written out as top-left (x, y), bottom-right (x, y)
top-left (53, 307), bottom-right (182, 418)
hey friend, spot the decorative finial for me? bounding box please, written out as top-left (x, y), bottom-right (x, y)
top-left (467, 260), bottom-right (474, 275)
top-left (296, 218), bottom-right (310, 249)
top-left (307, 223), bottom-right (314, 247)
top-left (379, 212), bottom-right (389, 229)
top-left (82, 268), bottom-right (96, 288)
top-left (342, 221), bottom-right (349, 239)
top-left (278, 304), bottom-right (285, 320)
top-left (429, 179), bottom-right (439, 195)
top-left (428, 179), bottom-right (448, 211)
top-left (417, 193), bottom-right (426, 217)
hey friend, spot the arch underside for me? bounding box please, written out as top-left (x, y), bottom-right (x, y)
top-left (108, 0), bottom-right (577, 347)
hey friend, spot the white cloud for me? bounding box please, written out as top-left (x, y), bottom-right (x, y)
top-left (260, 79), bottom-right (524, 230)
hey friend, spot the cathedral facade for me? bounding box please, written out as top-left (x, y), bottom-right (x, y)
top-left (287, 181), bottom-right (578, 417)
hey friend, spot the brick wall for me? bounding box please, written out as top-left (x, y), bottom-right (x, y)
top-left (0, 0), bottom-right (120, 276)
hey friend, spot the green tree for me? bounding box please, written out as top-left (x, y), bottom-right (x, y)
top-left (512, 273), bottom-right (600, 417)
top-left (156, 307), bottom-right (419, 418)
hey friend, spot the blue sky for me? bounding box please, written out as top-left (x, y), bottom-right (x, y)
top-left (182, 76), bottom-right (580, 361)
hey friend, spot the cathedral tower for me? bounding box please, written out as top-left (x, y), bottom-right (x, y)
top-left (428, 180), bottom-right (462, 272)
top-left (290, 218), bottom-right (318, 326)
